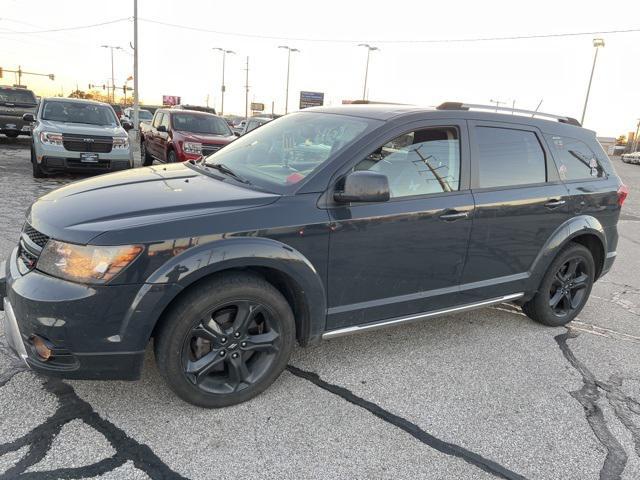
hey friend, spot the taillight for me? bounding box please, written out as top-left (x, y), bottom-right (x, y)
top-left (617, 184), bottom-right (629, 207)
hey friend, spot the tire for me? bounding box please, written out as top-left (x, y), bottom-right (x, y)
top-left (154, 272), bottom-right (295, 408)
top-left (167, 149), bottom-right (177, 163)
top-left (140, 140), bottom-right (153, 166)
top-left (522, 242), bottom-right (595, 327)
top-left (31, 145), bottom-right (45, 178)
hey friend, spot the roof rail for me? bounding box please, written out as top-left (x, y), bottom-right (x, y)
top-left (436, 102), bottom-right (581, 127)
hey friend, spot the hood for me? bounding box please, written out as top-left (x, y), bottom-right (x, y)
top-left (39, 119), bottom-right (128, 137)
top-left (28, 163), bottom-right (279, 244)
top-left (176, 131), bottom-right (235, 144)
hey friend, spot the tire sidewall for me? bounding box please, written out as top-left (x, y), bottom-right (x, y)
top-left (156, 276), bottom-right (295, 408)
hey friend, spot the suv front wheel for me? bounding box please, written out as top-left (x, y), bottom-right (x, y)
top-left (155, 273), bottom-right (295, 408)
top-left (522, 242), bottom-right (595, 326)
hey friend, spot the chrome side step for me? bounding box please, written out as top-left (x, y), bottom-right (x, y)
top-left (322, 293), bottom-right (524, 340)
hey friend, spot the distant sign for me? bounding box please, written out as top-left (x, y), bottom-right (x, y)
top-left (299, 91), bottom-right (324, 109)
top-left (162, 95), bottom-right (181, 106)
top-left (251, 102), bottom-right (265, 112)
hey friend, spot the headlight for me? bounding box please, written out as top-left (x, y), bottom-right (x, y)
top-left (40, 131), bottom-right (63, 146)
top-left (113, 136), bottom-right (129, 149)
top-left (37, 240), bottom-right (143, 284)
top-left (183, 141), bottom-right (202, 154)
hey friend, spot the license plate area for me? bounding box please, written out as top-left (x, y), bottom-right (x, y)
top-left (80, 153), bottom-right (99, 163)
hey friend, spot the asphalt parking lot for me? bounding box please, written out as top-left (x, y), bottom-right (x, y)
top-left (1, 136), bottom-right (640, 480)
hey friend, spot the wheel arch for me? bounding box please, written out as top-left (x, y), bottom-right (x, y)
top-left (147, 237), bottom-right (326, 347)
top-left (529, 215), bottom-right (607, 288)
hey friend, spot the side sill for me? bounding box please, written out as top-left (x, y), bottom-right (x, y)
top-left (322, 293), bottom-right (524, 340)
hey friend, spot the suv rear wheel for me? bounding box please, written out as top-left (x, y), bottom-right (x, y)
top-left (155, 273), bottom-right (295, 408)
top-left (522, 242), bottom-right (595, 326)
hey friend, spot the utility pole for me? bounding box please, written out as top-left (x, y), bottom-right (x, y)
top-left (244, 56), bottom-right (250, 121)
top-left (278, 46), bottom-right (299, 114)
top-left (633, 119), bottom-right (640, 153)
top-left (212, 48), bottom-right (235, 116)
top-left (101, 45), bottom-right (123, 103)
top-left (1, 66), bottom-right (54, 87)
top-left (133, 0), bottom-right (139, 139)
top-left (581, 38), bottom-right (605, 125)
top-left (358, 44), bottom-right (379, 101)
top-left (490, 99), bottom-right (506, 112)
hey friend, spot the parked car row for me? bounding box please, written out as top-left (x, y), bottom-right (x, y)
top-left (622, 151), bottom-right (640, 164)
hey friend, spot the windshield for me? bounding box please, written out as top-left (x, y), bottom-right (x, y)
top-left (0, 88), bottom-right (37, 105)
top-left (172, 113), bottom-right (231, 135)
top-left (139, 110), bottom-right (153, 120)
top-left (203, 112), bottom-right (374, 191)
top-left (42, 101), bottom-right (118, 126)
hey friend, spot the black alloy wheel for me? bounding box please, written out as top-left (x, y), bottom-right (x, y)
top-left (548, 257), bottom-right (590, 318)
top-left (182, 300), bottom-right (281, 394)
top-left (155, 273), bottom-right (295, 408)
top-left (522, 242), bottom-right (595, 327)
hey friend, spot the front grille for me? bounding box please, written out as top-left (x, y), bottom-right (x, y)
top-left (23, 223), bottom-right (49, 248)
top-left (62, 134), bottom-right (113, 153)
top-left (202, 144), bottom-right (222, 156)
top-left (18, 246), bottom-right (38, 269)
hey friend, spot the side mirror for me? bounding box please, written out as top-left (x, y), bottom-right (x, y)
top-left (334, 171), bottom-right (390, 203)
top-left (121, 121), bottom-right (133, 131)
top-left (22, 113), bottom-right (35, 123)
top-left (157, 125), bottom-right (167, 133)
top-left (234, 131), bottom-right (241, 137)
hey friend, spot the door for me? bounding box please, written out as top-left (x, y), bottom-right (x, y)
top-left (326, 121), bottom-right (474, 330)
top-left (147, 112), bottom-right (163, 158)
top-left (460, 121), bottom-right (572, 302)
top-left (156, 112), bottom-right (171, 161)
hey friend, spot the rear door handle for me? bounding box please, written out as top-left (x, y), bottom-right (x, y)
top-left (544, 199), bottom-right (566, 209)
top-left (439, 211), bottom-right (469, 221)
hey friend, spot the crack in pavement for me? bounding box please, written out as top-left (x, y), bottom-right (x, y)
top-left (286, 365), bottom-right (527, 480)
top-left (555, 332), bottom-right (640, 480)
top-left (0, 342), bottom-right (28, 388)
top-left (0, 375), bottom-right (188, 480)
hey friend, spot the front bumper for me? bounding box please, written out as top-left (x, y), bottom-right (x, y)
top-left (1, 248), bottom-right (180, 380)
top-left (40, 156), bottom-right (131, 173)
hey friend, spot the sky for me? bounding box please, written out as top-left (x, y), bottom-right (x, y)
top-left (0, 0), bottom-right (638, 137)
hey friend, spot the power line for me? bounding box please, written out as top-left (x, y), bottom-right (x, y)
top-left (139, 18), bottom-right (640, 44)
top-left (0, 17), bottom-right (130, 34)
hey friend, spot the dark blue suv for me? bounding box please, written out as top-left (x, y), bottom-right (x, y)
top-left (0, 103), bottom-right (626, 407)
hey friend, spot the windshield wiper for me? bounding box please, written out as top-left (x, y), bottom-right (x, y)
top-left (202, 161), bottom-right (251, 184)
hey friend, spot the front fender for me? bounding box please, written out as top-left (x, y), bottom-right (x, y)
top-left (529, 215), bottom-right (606, 287)
top-left (146, 236), bottom-right (327, 344)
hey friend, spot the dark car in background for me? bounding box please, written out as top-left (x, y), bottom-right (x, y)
top-left (139, 108), bottom-right (235, 165)
top-left (0, 85), bottom-right (38, 138)
top-left (1, 102), bottom-right (625, 408)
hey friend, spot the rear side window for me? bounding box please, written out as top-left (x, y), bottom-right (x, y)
top-left (545, 134), bottom-right (605, 180)
top-left (475, 127), bottom-right (546, 188)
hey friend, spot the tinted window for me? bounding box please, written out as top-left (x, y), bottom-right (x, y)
top-left (545, 134), bottom-right (605, 180)
top-left (476, 127), bottom-right (545, 188)
top-left (41, 101), bottom-right (117, 126)
top-left (354, 127), bottom-right (460, 198)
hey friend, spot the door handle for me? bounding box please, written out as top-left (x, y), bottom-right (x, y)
top-left (544, 199), bottom-right (566, 209)
top-left (439, 211), bottom-right (469, 221)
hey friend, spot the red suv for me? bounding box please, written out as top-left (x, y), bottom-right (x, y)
top-left (140, 109), bottom-right (236, 165)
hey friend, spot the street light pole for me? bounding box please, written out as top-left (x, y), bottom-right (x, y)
top-left (581, 38), bottom-right (605, 125)
top-left (278, 45), bottom-right (299, 114)
top-left (213, 48), bottom-right (235, 116)
top-left (133, 0), bottom-right (139, 138)
top-left (358, 44), bottom-right (379, 101)
top-left (101, 45), bottom-right (123, 103)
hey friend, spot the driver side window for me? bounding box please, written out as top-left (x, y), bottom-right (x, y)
top-left (354, 127), bottom-right (460, 198)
